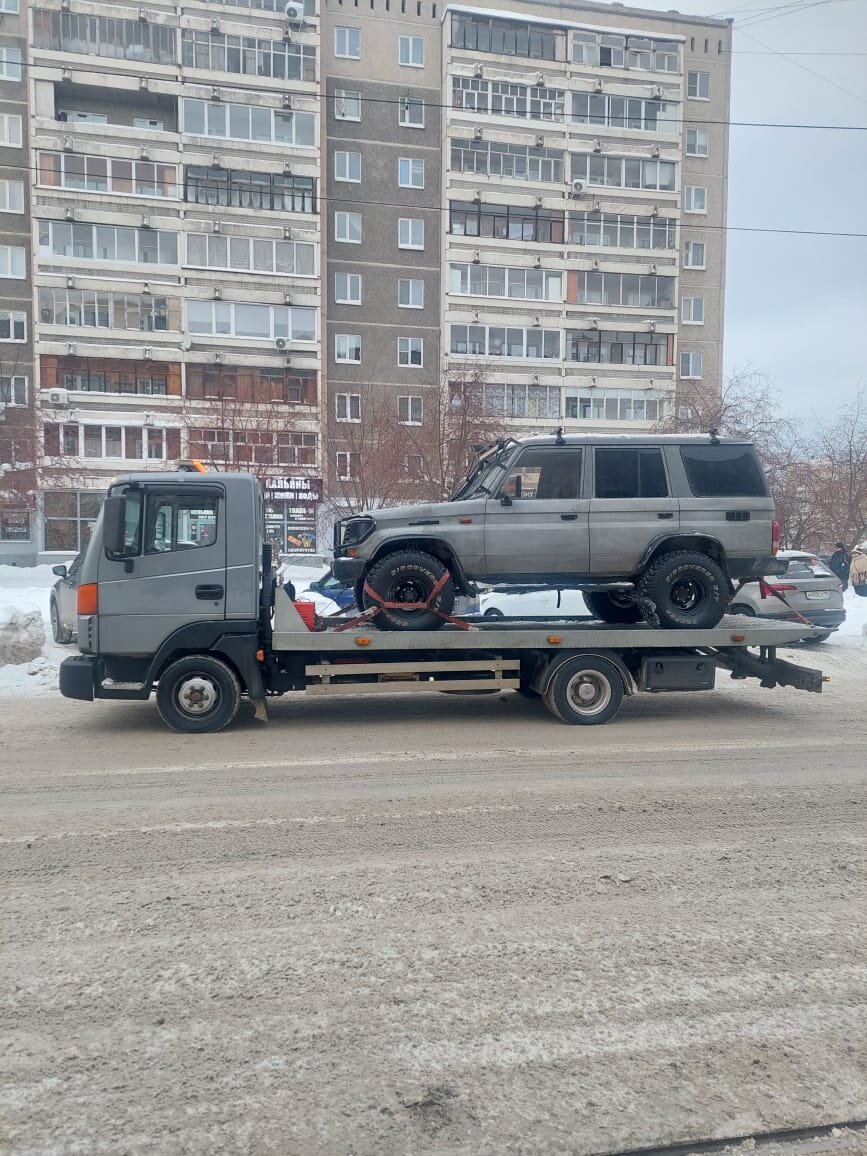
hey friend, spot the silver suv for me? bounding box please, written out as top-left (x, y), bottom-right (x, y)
top-left (332, 433), bottom-right (783, 631)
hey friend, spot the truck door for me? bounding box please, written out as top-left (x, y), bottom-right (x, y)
top-left (589, 446), bottom-right (679, 575)
top-left (97, 483), bottom-right (227, 657)
top-left (483, 446), bottom-right (589, 580)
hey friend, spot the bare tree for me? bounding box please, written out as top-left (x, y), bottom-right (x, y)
top-left (807, 388), bottom-right (867, 547)
top-left (0, 345), bottom-right (39, 540)
top-left (656, 368), bottom-right (797, 454)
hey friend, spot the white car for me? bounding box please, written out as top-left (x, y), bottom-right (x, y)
top-left (479, 588), bottom-right (587, 619)
top-left (278, 552), bottom-right (331, 591)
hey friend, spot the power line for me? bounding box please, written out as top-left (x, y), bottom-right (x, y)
top-left (734, 0), bottom-right (854, 29)
top-left (738, 26), bottom-right (867, 105)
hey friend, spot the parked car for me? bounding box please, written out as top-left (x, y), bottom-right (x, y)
top-left (480, 588), bottom-right (587, 618)
top-left (729, 550), bottom-right (846, 641)
top-left (332, 433), bottom-right (782, 631)
top-left (298, 570), bottom-right (356, 612)
top-left (50, 553), bottom-right (83, 643)
top-left (278, 552), bottom-right (331, 592)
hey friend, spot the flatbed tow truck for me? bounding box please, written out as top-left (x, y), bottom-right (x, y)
top-left (59, 471), bottom-right (827, 733)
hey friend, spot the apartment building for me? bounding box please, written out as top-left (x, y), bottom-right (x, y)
top-left (26, 0), bottom-right (323, 558)
top-left (443, 0), bottom-right (731, 436)
top-left (0, 0), bottom-right (35, 562)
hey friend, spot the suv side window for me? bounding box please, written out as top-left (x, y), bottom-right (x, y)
top-left (594, 448), bottom-right (668, 499)
top-left (144, 492), bottom-right (219, 554)
top-left (680, 445), bottom-right (767, 497)
top-left (501, 448), bottom-right (583, 501)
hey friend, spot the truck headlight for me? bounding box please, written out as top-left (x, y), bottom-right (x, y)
top-left (338, 516), bottom-right (376, 549)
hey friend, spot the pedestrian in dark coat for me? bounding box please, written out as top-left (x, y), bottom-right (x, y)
top-left (829, 542), bottom-right (851, 590)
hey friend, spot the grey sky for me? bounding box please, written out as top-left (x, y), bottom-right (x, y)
top-left (634, 0), bottom-right (867, 420)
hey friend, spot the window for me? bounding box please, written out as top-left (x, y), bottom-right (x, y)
top-left (0, 46), bottom-right (22, 80)
top-left (686, 128), bottom-right (709, 157)
top-left (337, 451), bottom-right (359, 481)
top-left (335, 26), bottom-right (360, 59)
top-left (185, 167), bottom-right (316, 213)
top-left (449, 263), bottom-right (562, 302)
top-left (38, 221), bottom-right (178, 266)
top-left (481, 383), bottom-right (560, 420)
top-left (334, 211), bottom-right (362, 244)
top-left (449, 200), bottom-right (565, 244)
top-left (0, 508), bottom-right (30, 542)
top-left (47, 424), bottom-right (176, 462)
top-left (684, 185), bottom-right (707, 213)
top-left (186, 365), bottom-right (316, 404)
top-left (687, 70), bottom-right (710, 100)
top-left (566, 387), bottom-right (672, 423)
top-left (335, 334), bottom-right (361, 362)
top-left (0, 376), bottom-right (27, 406)
top-left (60, 111), bottom-right (107, 124)
top-left (398, 396), bottom-right (423, 425)
top-left (680, 446), bottom-right (767, 498)
top-left (450, 325), bottom-right (560, 360)
top-left (0, 180), bottom-right (24, 213)
top-left (500, 448), bottom-right (582, 500)
top-left (571, 92), bottom-right (679, 134)
top-left (681, 297), bottom-right (704, 324)
top-left (39, 151), bottom-right (178, 198)
top-left (398, 278), bottom-right (424, 308)
top-left (398, 218), bottom-right (424, 249)
top-left (571, 28), bottom-right (678, 73)
top-left (181, 29), bottom-right (316, 83)
top-left (42, 490), bottom-right (104, 552)
top-left (398, 157), bottom-right (424, 188)
top-left (680, 351), bottom-right (703, 379)
top-left (0, 310), bottom-right (27, 341)
top-left (399, 97), bottom-right (425, 128)
top-left (451, 138), bottom-right (565, 184)
top-left (683, 241), bottom-right (706, 269)
top-left (451, 76), bottom-right (566, 123)
top-left (334, 89), bottom-right (360, 121)
top-left (399, 34), bottom-right (424, 66)
top-left (38, 287), bottom-right (177, 332)
top-left (594, 448), bottom-right (668, 499)
top-left (566, 329), bottom-right (671, 366)
top-left (185, 233), bottom-right (316, 275)
top-left (578, 272), bottom-right (675, 310)
top-left (404, 454), bottom-right (424, 480)
top-left (181, 99), bottom-right (315, 147)
top-left (142, 492), bottom-right (219, 555)
top-left (398, 337), bottom-right (423, 367)
top-left (0, 114), bottom-right (22, 146)
top-left (569, 211), bottom-right (676, 250)
top-left (451, 13), bottom-right (568, 62)
top-left (334, 272), bottom-right (361, 304)
top-left (186, 301), bottom-right (317, 340)
top-left (571, 152), bottom-right (676, 192)
top-left (133, 118), bottom-right (164, 131)
top-left (0, 0), bottom-right (20, 12)
top-left (0, 245), bottom-right (25, 278)
top-left (56, 357), bottom-right (170, 396)
top-left (205, 0), bottom-right (316, 12)
top-left (32, 9), bottom-right (176, 63)
top-left (336, 392), bottom-right (361, 421)
top-left (334, 150), bottom-right (361, 182)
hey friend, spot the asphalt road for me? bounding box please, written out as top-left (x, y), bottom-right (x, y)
top-left (2, 652), bottom-right (867, 1155)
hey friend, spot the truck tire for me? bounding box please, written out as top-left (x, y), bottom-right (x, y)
top-left (584, 591), bottom-right (642, 625)
top-left (50, 597), bottom-right (73, 644)
top-left (543, 655), bottom-right (624, 725)
top-left (638, 551), bottom-right (728, 629)
top-left (156, 654), bottom-right (242, 734)
top-left (363, 550), bottom-right (455, 631)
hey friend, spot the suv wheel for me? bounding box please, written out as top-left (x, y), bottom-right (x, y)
top-left (639, 551), bottom-right (729, 629)
top-left (363, 550), bottom-right (455, 631)
top-left (50, 597), bottom-right (73, 644)
top-left (584, 591), bottom-right (642, 625)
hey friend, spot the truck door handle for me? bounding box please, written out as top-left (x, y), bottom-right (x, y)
top-left (560, 514), bottom-right (578, 521)
top-left (657, 512), bottom-right (674, 519)
top-left (195, 584), bottom-right (224, 600)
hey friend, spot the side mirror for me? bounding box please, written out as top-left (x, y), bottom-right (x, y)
top-left (102, 494), bottom-right (127, 555)
top-left (52, 564), bottom-right (67, 578)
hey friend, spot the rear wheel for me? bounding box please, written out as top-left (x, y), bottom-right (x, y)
top-left (729, 603), bottom-right (756, 617)
top-left (156, 654), bottom-right (241, 734)
top-left (483, 606), bottom-right (505, 618)
top-left (584, 590), bottom-right (642, 625)
top-left (543, 656), bottom-right (624, 726)
top-left (363, 550), bottom-right (455, 631)
top-left (50, 598), bottom-right (73, 644)
top-left (639, 551), bottom-right (729, 630)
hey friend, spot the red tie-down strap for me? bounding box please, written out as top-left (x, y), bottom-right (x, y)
top-left (753, 577), bottom-right (813, 626)
top-left (331, 572), bottom-right (474, 632)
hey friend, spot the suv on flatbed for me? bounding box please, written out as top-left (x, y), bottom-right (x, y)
top-left (333, 433), bottom-right (782, 631)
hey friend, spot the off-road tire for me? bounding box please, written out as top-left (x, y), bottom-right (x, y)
top-left (584, 590), bottom-right (642, 625)
top-left (363, 550), bottom-right (455, 631)
top-left (543, 655), bottom-right (624, 725)
top-left (50, 597), bottom-right (73, 644)
top-left (639, 550), bottom-right (728, 630)
top-left (156, 654), bottom-right (242, 734)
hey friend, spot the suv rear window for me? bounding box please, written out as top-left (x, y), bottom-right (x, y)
top-left (595, 448), bottom-right (668, 499)
top-left (680, 445), bottom-right (767, 497)
top-left (785, 558), bottom-right (834, 579)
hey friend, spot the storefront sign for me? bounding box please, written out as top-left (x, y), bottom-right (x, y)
top-left (0, 509), bottom-right (31, 542)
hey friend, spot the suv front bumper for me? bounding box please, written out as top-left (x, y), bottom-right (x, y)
top-left (333, 556), bottom-right (366, 584)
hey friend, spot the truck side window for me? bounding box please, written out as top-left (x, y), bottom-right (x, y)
top-left (501, 448), bottom-right (582, 500)
top-left (143, 493), bottom-right (219, 554)
top-left (595, 448), bottom-right (668, 499)
top-left (680, 446), bottom-right (767, 497)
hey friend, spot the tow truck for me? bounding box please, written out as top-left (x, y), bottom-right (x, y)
top-left (59, 471), bottom-right (827, 733)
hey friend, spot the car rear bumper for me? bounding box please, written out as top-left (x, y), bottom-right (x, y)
top-left (797, 608), bottom-right (846, 629)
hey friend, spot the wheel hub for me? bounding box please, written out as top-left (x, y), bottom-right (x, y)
top-left (177, 676), bottom-right (218, 716)
top-left (670, 578), bottom-right (704, 611)
top-left (391, 578), bottom-right (427, 605)
top-left (565, 670), bottom-right (612, 715)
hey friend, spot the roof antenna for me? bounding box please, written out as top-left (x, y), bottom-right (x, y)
top-left (553, 426), bottom-right (566, 445)
top-left (708, 427), bottom-right (720, 445)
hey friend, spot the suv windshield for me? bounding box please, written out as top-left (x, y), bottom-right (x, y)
top-left (452, 446), bottom-right (516, 500)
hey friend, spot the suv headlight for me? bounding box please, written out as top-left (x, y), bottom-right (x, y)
top-left (336, 515), bottom-right (376, 550)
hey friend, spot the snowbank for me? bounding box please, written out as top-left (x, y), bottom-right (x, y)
top-left (0, 563), bottom-right (71, 694)
top-left (831, 587), bottom-right (867, 642)
top-left (0, 602), bottom-right (46, 665)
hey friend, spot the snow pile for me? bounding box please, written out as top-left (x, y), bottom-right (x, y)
top-left (831, 587), bottom-right (867, 642)
top-left (0, 563), bottom-right (71, 694)
top-left (0, 598), bottom-right (46, 665)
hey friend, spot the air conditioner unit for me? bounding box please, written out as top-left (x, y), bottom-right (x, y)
top-left (284, 1), bottom-right (303, 21)
top-left (275, 337), bottom-right (288, 350)
top-left (569, 179), bottom-right (585, 198)
top-left (48, 388), bottom-right (69, 405)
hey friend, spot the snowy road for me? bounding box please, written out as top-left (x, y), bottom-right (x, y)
top-left (2, 660), bottom-right (867, 1155)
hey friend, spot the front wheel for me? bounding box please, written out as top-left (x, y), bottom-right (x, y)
top-left (156, 654), bottom-right (241, 734)
top-left (50, 598), bottom-right (73, 644)
top-left (639, 551), bottom-right (729, 630)
top-left (363, 550), bottom-right (455, 631)
top-left (584, 590), bottom-right (642, 625)
top-left (543, 656), bottom-right (624, 725)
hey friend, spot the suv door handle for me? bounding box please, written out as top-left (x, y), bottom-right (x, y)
top-left (657, 512), bottom-right (674, 519)
top-left (195, 584), bottom-right (224, 600)
top-left (560, 514), bottom-right (578, 521)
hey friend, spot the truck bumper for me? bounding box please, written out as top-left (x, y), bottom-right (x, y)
top-left (59, 654), bottom-right (100, 701)
top-left (333, 556), bottom-right (365, 584)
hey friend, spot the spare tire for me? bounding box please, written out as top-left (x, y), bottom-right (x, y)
top-left (584, 590), bottom-right (642, 625)
top-left (363, 550), bottom-right (455, 631)
top-left (638, 550), bottom-right (728, 629)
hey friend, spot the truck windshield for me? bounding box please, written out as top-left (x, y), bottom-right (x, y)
top-left (452, 446), bottom-right (515, 500)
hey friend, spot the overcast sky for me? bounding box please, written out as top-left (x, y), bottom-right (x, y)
top-left (634, 0), bottom-right (866, 422)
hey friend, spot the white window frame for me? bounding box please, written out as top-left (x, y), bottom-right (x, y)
top-left (0, 245), bottom-right (26, 279)
top-left (680, 351), bottom-right (703, 379)
top-left (336, 450), bottom-right (359, 481)
top-left (0, 309), bottom-right (27, 342)
top-left (334, 334), bottom-right (361, 363)
top-left (334, 211), bottom-right (362, 244)
top-left (398, 217), bottom-right (424, 250)
top-left (0, 114), bottom-right (22, 147)
top-left (0, 46), bottom-right (23, 81)
top-left (0, 0), bottom-right (20, 12)
top-left (398, 395), bottom-right (423, 425)
top-left (681, 296), bottom-right (704, 324)
top-left (334, 89), bottom-right (361, 122)
top-left (399, 34), bottom-right (424, 67)
top-left (184, 233), bottom-right (316, 276)
top-left (398, 337), bottom-right (423, 367)
top-left (0, 375), bottom-right (27, 407)
top-left (399, 97), bottom-right (425, 129)
top-left (398, 278), bottom-right (424, 309)
top-left (684, 185), bottom-right (707, 214)
top-left (0, 179), bottom-right (24, 213)
top-left (335, 391), bottom-right (361, 420)
top-left (334, 26), bottom-right (361, 59)
top-left (334, 150), bottom-right (361, 183)
top-left (334, 272), bottom-right (362, 305)
top-left (186, 300), bottom-right (317, 341)
top-left (686, 128), bottom-right (709, 157)
top-left (181, 99), bottom-right (316, 148)
top-left (398, 157), bottom-right (424, 189)
top-left (687, 70), bottom-right (710, 100)
top-left (683, 240), bottom-right (706, 269)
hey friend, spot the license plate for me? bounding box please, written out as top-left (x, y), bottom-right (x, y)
top-left (805, 590), bottom-right (831, 600)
